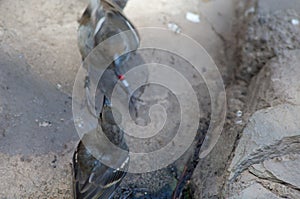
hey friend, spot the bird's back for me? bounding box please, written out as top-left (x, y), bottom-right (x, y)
top-left (73, 104), bottom-right (129, 199)
top-left (73, 135), bottom-right (129, 199)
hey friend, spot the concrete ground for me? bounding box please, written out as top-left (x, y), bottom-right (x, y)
top-left (0, 0), bottom-right (236, 198)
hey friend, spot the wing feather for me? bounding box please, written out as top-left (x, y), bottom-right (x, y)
top-left (73, 141), bottom-right (129, 199)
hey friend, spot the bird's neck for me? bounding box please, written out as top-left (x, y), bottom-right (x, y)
top-left (88, 0), bottom-right (105, 27)
top-left (89, 0), bottom-right (101, 10)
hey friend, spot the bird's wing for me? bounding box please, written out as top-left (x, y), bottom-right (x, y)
top-left (73, 141), bottom-right (129, 199)
top-left (78, 7), bottom-right (91, 25)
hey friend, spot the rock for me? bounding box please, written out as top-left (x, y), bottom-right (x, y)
top-left (228, 183), bottom-right (281, 199)
top-left (228, 104), bottom-right (300, 180)
top-left (228, 51), bottom-right (300, 181)
top-left (225, 24), bottom-right (300, 199)
top-left (263, 154), bottom-right (300, 188)
top-left (246, 50), bottom-right (300, 113)
top-left (223, 1), bottom-right (300, 196)
top-left (226, 168), bottom-right (300, 199)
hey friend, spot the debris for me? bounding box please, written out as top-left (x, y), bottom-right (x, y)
top-left (38, 121), bottom-right (52, 127)
top-left (291, 19), bottom-right (299, 25)
top-left (236, 110), bottom-right (243, 117)
top-left (75, 118), bottom-right (84, 128)
top-left (50, 155), bottom-right (57, 168)
top-left (235, 119), bottom-right (243, 125)
top-left (245, 7), bottom-right (255, 17)
top-left (167, 22), bottom-right (181, 34)
top-left (186, 12), bottom-right (200, 23)
top-left (57, 84), bottom-right (62, 89)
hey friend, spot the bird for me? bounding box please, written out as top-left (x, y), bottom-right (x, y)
top-left (111, 0), bottom-right (128, 9)
top-left (77, 0), bottom-right (140, 116)
top-left (73, 95), bottom-right (129, 199)
top-left (77, 0), bottom-right (139, 73)
top-left (78, 0), bottom-right (139, 57)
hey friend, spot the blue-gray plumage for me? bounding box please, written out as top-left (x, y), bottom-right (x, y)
top-left (78, 0), bottom-right (140, 115)
top-left (73, 96), bottom-right (129, 199)
top-left (77, 0), bottom-right (139, 62)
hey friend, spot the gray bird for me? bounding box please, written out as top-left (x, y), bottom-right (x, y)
top-left (73, 96), bottom-right (129, 199)
top-left (77, 0), bottom-right (139, 64)
top-left (111, 0), bottom-right (128, 10)
top-left (78, 0), bottom-right (140, 116)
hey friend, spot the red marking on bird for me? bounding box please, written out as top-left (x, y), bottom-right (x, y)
top-left (118, 75), bottom-right (125, 80)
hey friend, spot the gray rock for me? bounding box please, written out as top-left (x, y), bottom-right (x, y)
top-left (264, 154), bottom-right (300, 188)
top-left (249, 160), bottom-right (300, 190)
top-left (247, 50), bottom-right (300, 113)
top-left (224, 59), bottom-right (300, 199)
top-left (224, 1), bottom-right (300, 198)
top-left (226, 37), bottom-right (300, 199)
top-left (228, 183), bottom-right (280, 199)
top-left (228, 104), bottom-right (300, 180)
top-left (226, 168), bottom-right (300, 199)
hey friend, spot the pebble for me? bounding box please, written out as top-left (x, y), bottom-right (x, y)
top-left (186, 12), bottom-right (200, 23)
top-left (291, 19), bottom-right (299, 25)
top-left (167, 22), bottom-right (181, 34)
top-left (236, 110), bottom-right (243, 117)
top-left (245, 7), bottom-right (255, 17)
top-left (235, 119), bottom-right (243, 125)
top-left (38, 121), bottom-right (52, 127)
